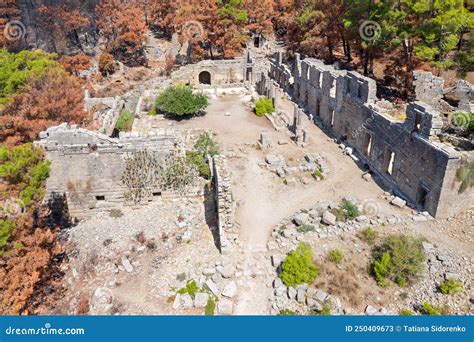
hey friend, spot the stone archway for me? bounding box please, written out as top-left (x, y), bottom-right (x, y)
top-left (199, 71), bottom-right (211, 85)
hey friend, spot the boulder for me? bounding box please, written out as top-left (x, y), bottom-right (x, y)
top-left (205, 280), bottom-right (220, 296)
top-left (194, 293), bottom-right (209, 308)
top-left (313, 290), bottom-right (328, 303)
top-left (180, 294), bottom-right (193, 308)
top-left (322, 210), bottom-right (337, 225)
top-left (294, 213), bottom-right (310, 226)
top-left (287, 287), bottom-right (297, 300)
top-left (121, 256), bottom-right (134, 273)
top-left (222, 281), bottom-right (238, 298)
top-left (220, 264), bottom-right (236, 278)
top-left (391, 197), bottom-right (406, 208)
top-left (297, 289), bottom-right (306, 303)
top-left (365, 305), bottom-right (378, 315)
top-left (273, 278), bottom-right (283, 288)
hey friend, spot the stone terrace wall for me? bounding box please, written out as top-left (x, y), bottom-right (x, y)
top-left (212, 155), bottom-right (237, 253)
top-left (257, 53), bottom-right (473, 218)
top-left (35, 123), bottom-right (181, 218)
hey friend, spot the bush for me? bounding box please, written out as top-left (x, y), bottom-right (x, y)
top-left (297, 224), bottom-right (315, 234)
top-left (421, 302), bottom-right (448, 316)
top-left (0, 219), bottom-right (16, 257)
top-left (253, 97), bottom-right (274, 117)
top-left (155, 85), bottom-right (208, 117)
top-left (177, 280), bottom-right (198, 299)
top-left (280, 242), bottom-right (319, 287)
top-left (98, 52), bottom-right (116, 76)
top-left (0, 49), bottom-right (59, 106)
top-left (360, 227), bottom-right (378, 246)
top-left (205, 298), bottom-right (216, 316)
top-left (278, 309), bottom-right (296, 316)
top-left (439, 278), bottom-right (462, 295)
top-left (312, 169), bottom-right (324, 180)
top-left (0, 143), bottom-right (51, 207)
top-left (328, 249), bottom-right (344, 264)
top-left (114, 110), bottom-right (134, 133)
top-left (341, 199), bottom-right (360, 220)
top-left (372, 235), bottom-right (426, 287)
top-left (373, 252), bottom-right (391, 287)
top-left (186, 151), bottom-right (211, 180)
top-left (400, 309), bottom-right (414, 316)
top-left (194, 132), bottom-right (219, 157)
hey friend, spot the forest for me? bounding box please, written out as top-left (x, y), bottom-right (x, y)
top-left (0, 0), bottom-right (472, 314)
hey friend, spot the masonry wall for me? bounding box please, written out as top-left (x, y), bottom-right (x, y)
top-left (212, 155), bottom-right (237, 253)
top-left (172, 59), bottom-right (248, 87)
top-left (35, 123), bottom-right (181, 218)
top-left (258, 53), bottom-right (473, 218)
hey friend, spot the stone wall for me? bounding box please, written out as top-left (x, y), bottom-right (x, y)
top-left (212, 155), bottom-right (237, 253)
top-left (84, 90), bottom-right (124, 136)
top-left (258, 53), bottom-right (473, 218)
top-left (171, 58), bottom-right (252, 87)
top-left (35, 123), bottom-right (184, 219)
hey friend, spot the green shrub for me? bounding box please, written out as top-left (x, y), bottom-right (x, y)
top-left (455, 161), bottom-right (473, 194)
top-left (148, 106), bottom-right (157, 116)
top-left (0, 143), bottom-right (51, 207)
top-left (328, 249), bottom-right (344, 264)
top-left (205, 298), bottom-right (216, 316)
top-left (439, 278), bottom-right (462, 295)
top-left (373, 252), bottom-right (391, 287)
top-left (0, 219), bottom-right (16, 257)
top-left (253, 97), bottom-right (274, 117)
top-left (360, 227), bottom-right (378, 246)
top-left (186, 151), bottom-right (211, 180)
top-left (280, 242), bottom-right (319, 287)
top-left (194, 132), bottom-right (219, 157)
top-left (341, 199), bottom-right (360, 220)
top-left (400, 309), bottom-right (414, 316)
top-left (177, 280), bottom-right (198, 299)
top-left (297, 224), bottom-right (315, 234)
top-left (421, 302), bottom-right (448, 316)
top-left (155, 85), bottom-right (208, 117)
top-left (278, 309), bottom-right (296, 316)
top-left (372, 235), bottom-right (426, 287)
top-left (312, 169), bottom-right (324, 180)
top-left (0, 49), bottom-right (60, 105)
top-left (115, 110), bottom-right (134, 132)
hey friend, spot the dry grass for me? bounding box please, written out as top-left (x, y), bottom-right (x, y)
top-left (314, 261), bottom-right (370, 308)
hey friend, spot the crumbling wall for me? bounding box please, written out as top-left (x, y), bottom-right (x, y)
top-left (261, 54), bottom-right (473, 218)
top-left (212, 155), bottom-right (237, 253)
top-left (35, 123), bottom-right (179, 218)
top-left (84, 90), bottom-right (124, 136)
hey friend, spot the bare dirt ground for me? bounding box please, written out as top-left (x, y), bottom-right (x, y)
top-left (135, 92), bottom-right (416, 314)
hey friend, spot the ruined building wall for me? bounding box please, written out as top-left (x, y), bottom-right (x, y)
top-left (35, 123), bottom-right (180, 218)
top-left (171, 59), bottom-right (248, 87)
top-left (257, 53), bottom-right (473, 218)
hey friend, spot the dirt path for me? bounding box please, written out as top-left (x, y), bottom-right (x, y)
top-left (135, 92), bottom-right (414, 315)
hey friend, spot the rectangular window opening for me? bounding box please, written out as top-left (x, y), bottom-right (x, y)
top-left (96, 195), bottom-right (105, 201)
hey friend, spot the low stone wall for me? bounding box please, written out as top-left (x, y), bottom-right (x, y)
top-left (212, 155), bottom-right (237, 253)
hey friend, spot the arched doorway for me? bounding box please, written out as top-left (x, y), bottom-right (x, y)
top-left (199, 71), bottom-right (211, 85)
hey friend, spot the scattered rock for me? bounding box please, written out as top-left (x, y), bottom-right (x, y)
top-left (294, 213), bottom-right (310, 226)
top-left (287, 287), bottom-right (297, 300)
top-left (222, 281), bottom-right (238, 298)
top-left (391, 197), bottom-right (406, 208)
top-left (121, 256), bottom-right (134, 273)
top-left (220, 264), bottom-right (236, 278)
top-left (322, 210), bottom-right (337, 225)
top-left (205, 280), bottom-right (220, 296)
top-left (273, 278), bottom-right (283, 288)
top-left (297, 289), bottom-right (306, 303)
top-left (194, 293), bottom-right (210, 308)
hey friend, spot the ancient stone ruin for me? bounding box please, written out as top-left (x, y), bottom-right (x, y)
top-left (256, 52), bottom-right (473, 218)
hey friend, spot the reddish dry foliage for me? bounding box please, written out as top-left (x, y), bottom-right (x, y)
top-left (0, 69), bottom-right (89, 147)
top-left (59, 53), bottom-right (91, 76)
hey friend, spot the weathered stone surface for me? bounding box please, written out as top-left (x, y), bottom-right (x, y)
top-left (205, 280), bottom-right (220, 296)
top-left (121, 257), bottom-right (134, 273)
top-left (218, 298), bottom-right (234, 315)
top-left (220, 264), bottom-right (236, 278)
top-left (287, 287), bottom-right (297, 300)
top-left (391, 197), bottom-right (406, 208)
top-left (273, 278), bottom-right (283, 288)
top-left (294, 213), bottom-right (310, 226)
top-left (222, 281), bottom-right (238, 298)
top-left (194, 293), bottom-right (210, 308)
top-left (297, 289), bottom-right (306, 303)
top-left (322, 210), bottom-right (337, 225)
